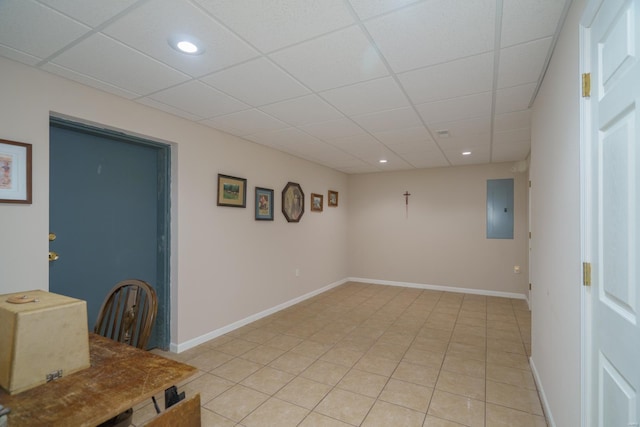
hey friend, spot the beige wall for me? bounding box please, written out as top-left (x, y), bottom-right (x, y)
top-left (529, 0), bottom-right (585, 425)
top-left (0, 57), bottom-right (349, 349)
top-left (347, 163), bottom-right (529, 297)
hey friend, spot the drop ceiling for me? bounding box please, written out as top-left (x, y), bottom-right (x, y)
top-left (0, 0), bottom-right (571, 174)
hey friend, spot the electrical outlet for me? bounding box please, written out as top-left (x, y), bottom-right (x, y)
top-left (295, 268), bottom-right (300, 277)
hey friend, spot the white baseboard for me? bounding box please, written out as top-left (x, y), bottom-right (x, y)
top-left (530, 356), bottom-right (556, 427)
top-left (170, 278), bottom-right (348, 353)
top-left (171, 277), bottom-right (528, 353)
top-left (348, 277), bottom-right (528, 301)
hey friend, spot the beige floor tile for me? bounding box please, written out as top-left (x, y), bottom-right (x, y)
top-left (362, 400), bottom-right (426, 427)
top-left (290, 340), bottom-right (333, 358)
top-left (456, 316), bottom-right (487, 327)
top-left (447, 342), bottom-right (486, 361)
top-left (211, 358), bottom-right (262, 383)
top-left (485, 403), bottom-right (547, 427)
top-left (487, 350), bottom-right (530, 370)
top-left (300, 359), bottom-right (349, 386)
top-left (424, 319), bottom-right (456, 331)
top-left (487, 338), bottom-right (526, 354)
top-left (181, 372), bottom-right (235, 405)
top-left (392, 361), bottom-right (440, 387)
top-left (454, 324), bottom-right (487, 337)
top-left (486, 381), bottom-right (544, 415)
top-left (353, 353), bottom-right (399, 377)
top-left (428, 390), bottom-right (485, 427)
top-left (215, 338), bottom-right (260, 357)
top-left (450, 332), bottom-right (487, 348)
top-left (204, 384), bottom-right (269, 422)
top-left (378, 378), bottom-right (434, 412)
top-left (486, 328), bottom-right (522, 341)
top-left (486, 364), bottom-right (536, 390)
top-left (186, 349), bottom-right (235, 372)
top-left (241, 397), bottom-right (309, 427)
top-left (442, 354), bottom-right (486, 378)
top-left (403, 347), bottom-right (445, 368)
top-left (268, 351), bottom-right (315, 375)
top-left (239, 345), bottom-right (286, 365)
top-left (435, 370), bottom-right (486, 400)
top-left (200, 407), bottom-right (236, 427)
top-left (266, 334), bottom-right (303, 351)
top-left (367, 342), bottom-right (408, 361)
top-left (336, 368), bottom-right (389, 398)
top-left (239, 328), bottom-right (279, 344)
top-left (275, 376), bottom-right (332, 409)
top-left (423, 415), bottom-right (467, 426)
top-left (240, 366), bottom-right (295, 395)
top-left (298, 412), bottom-right (353, 426)
top-left (412, 336), bottom-right (450, 353)
top-left (418, 327), bottom-right (453, 342)
top-left (315, 388), bottom-right (376, 425)
top-left (320, 347), bottom-right (364, 367)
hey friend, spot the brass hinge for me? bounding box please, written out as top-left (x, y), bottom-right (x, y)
top-left (583, 262), bottom-right (592, 286)
top-left (529, 180), bottom-right (531, 188)
top-left (582, 73), bottom-right (591, 98)
top-left (529, 283), bottom-right (532, 290)
top-left (529, 231), bottom-right (531, 239)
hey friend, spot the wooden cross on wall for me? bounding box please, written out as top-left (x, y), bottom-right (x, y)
top-left (403, 191), bottom-right (411, 219)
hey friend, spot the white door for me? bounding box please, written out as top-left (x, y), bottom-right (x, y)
top-left (583, 0), bottom-right (640, 426)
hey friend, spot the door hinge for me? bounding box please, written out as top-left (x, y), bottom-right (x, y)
top-left (583, 262), bottom-right (592, 286)
top-left (529, 231), bottom-right (531, 239)
top-left (529, 283), bottom-right (532, 290)
top-left (582, 73), bottom-right (591, 98)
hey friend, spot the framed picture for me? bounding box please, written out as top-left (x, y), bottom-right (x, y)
top-left (217, 174), bottom-right (247, 208)
top-left (282, 182), bottom-right (304, 222)
top-left (255, 187), bottom-right (274, 220)
top-left (311, 193), bottom-right (323, 212)
top-left (0, 139), bottom-right (32, 204)
top-left (328, 190), bottom-right (338, 207)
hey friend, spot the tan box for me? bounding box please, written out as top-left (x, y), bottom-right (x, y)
top-left (0, 290), bottom-right (90, 394)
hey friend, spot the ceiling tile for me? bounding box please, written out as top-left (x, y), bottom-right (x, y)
top-left (498, 37), bottom-right (552, 89)
top-left (136, 97), bottom-right (203, 121)
top-left (43, 62), bottom-right (141, 99)
top-left (49, 33), bottom-right (191, 95)
top-left (494, 110), bottom-right (532, 132)
top-left (202, 58), bottom-right (310, 107)
top-left (103, 0), bottom-right (258, 78)
top-left (365, 0), bottom-right (495, 73)
top-left (495, 83), bottom-right (536, 115)
top-left (417, 92), bottom-right (492, 125)
top-left (501, 0), bottom-right (568, 48)
top-left (269, 26), bottom-right (389, 92)
top-left (352, 107), bottom-right (422, 133)
top-left (0, 46), bottom-right (42, 66)
top-left (38, 0), bottom-right (138, 27)
top-left (398, 52), bottom-right (494, 104)
top-left (245, 127), bottom-right (321, 148)
top-left (300, 118), bottom-right (366, 141)
top-left (148, 80), bottom-right (249, 118)
top-left (194, 0), bottom-right (354, 53)
top-left (347, 0), bottom-right (423, 20)
top-left (0, 0), bottom-right (90, 60)
top-left (330, 134), bottom-right (384, 157)
top-left (321, 76), bottom-right (409, 116)
top-left (259, 95), bottom-right (344, 126)
top-left (383, 138), bottom-right (440, 155)
top-left (202, 109), bottom-right (288, 136)
top-left (373, 126), bottom-right (434, 145)
top-left (430, 116), bottom-right (491, 149)
top-left (444, 146), bottom-right (491, 166)
top-left (362, 151), bottom-right (414, 169)
top-left (493, 128), bottom-right (530, 145)
top-left (400, 151), bottom-right (450, 169)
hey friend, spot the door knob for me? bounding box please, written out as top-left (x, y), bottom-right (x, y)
top-left (49, 233), bottom-right (56, 241)
top-left (49, 251), bottom-right (59, 262)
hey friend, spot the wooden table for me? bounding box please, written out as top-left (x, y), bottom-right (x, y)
top-left (0, 334), bottom-right (197, 426)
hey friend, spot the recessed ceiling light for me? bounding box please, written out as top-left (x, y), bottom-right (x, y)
top-left (462, 151), bottom-right (472, 156)
top-left (169, 36), bottom-right (204, 55)
top-left (379, 159), bottom-right (388, 163)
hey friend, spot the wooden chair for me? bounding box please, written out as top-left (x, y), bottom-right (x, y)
top-left (94, 279), bottom-right (159, 427)
top-left (144, 393), bottom-right (201, 427)
top-left (94, 279), bottom-right (158, 350)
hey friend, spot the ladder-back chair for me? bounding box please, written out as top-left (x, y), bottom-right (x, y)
top-left (94, 279), bottom-right (158, 350)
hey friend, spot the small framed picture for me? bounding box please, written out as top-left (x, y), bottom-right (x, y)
top-left (311, 193), bottom-right (323, 212)
top-left (255, 187), bottom-right (274, 221)
top-left (0, 139), bottom-right (32, 204)
top-left (328, 190), bottom-right (338, 207)
top-left (217, 174), bottom-right (247, 208)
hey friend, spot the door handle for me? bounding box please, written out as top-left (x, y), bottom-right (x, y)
top-left (49, 251), bottom-right (59, 262)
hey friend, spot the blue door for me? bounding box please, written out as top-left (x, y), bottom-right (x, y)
top-left (49, 119), bottom-right (170, 349)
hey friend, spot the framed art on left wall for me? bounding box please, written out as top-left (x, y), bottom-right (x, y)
top-left (0, 139), bottom-right (32, 204)
top-left (217, 174), bottom-right (247, 208)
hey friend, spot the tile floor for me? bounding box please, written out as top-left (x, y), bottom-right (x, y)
top-left (136, 282), bottom-right (546, 427)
